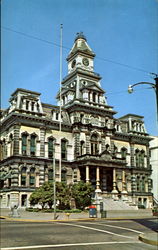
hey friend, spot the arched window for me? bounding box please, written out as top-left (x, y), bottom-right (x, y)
top-left (61, 168), bottom-right (67, 183)
top-left (29, 168), bottom-right (35, 186)
top-left (140, 150), bottom-right (145, 168)
top-left (61, 139), bottom-right (67, 160)
top-left (22, 134), bottom-right (28, 155)
top-left (21, 167), bottom-right (26, 186)
top-left (136, 176), bottom-right (140, 191)
top-left (48, 138), bottom-right (54, 159)
top-left (135, 149), bottom-right (140, 167)
top-left (92, 92), bottom-right (96, 102)
top-left (30, 134), bottom-right (36, 156)
top-left (48, 169), bottom-right (53, 182)
top-left (91, 134), bottom-right (99, 155)
top-left (80, 141), bottom-right (85, 155)
top-left (121, 147), bottom-right (127, 159)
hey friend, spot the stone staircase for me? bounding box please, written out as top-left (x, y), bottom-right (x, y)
top-left (101, 198), bottom-right (153, 218)
top-left (102, 198), bottom-right (138, 210)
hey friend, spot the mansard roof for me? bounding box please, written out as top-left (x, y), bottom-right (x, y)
top-left (67, 32), bottom-right (95, 60)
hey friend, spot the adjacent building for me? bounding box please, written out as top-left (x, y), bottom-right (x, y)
top-left (0, 33), bottom-right (153, 209)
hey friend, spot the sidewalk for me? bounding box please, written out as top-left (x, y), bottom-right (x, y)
top-left (139, 232), bottom-right (158, 246)
top-left (0, 208), bottom-right (90, 221)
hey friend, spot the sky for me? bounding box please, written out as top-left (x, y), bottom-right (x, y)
top-left (1, 0), bottom-right (158, 135)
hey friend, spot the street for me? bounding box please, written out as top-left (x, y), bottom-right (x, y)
top-left (1, 218), bottom-right (157, 250)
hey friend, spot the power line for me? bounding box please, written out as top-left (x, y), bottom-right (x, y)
top-left (1, 26), bottom-right (156, 75)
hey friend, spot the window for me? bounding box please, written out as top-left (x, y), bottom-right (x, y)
top-left (29, 168), bottom-right (35, 186)
top-left (91, 134), bottom-right (99, 155)
top-left (56, 113), bottom-right (59, 120)
top-left (48, 138), bottom-right (54, 158)
top-left (22, 134), bottom-right (27, 155)
top-left (31, 102), bottom-right (35, 111)
top-left (61, 139), bottom-right (67, 160)
top-left (140, 151), bottom-right (145, 168)
top-left (61, 169), bottom-right (67, 183)
top-left (48, 169), bottom-right (53, 182)
top-left (136, 176), bottom-right (140, 192)
top-left (26, 100), bottom-right (29, 110)
top-left (92, 92), bottom-right (96, 102)
top-left (141, 177), bottom-right (145, 192)
top-left (80, 141), bottom-right (85, 155)
top-left (121, 147), bottom-right (127, 159)
top-left (135, 150), bottom-right (140, 167)
top-left (30, 135), bottom-right (36, 156)
top-left (21, 167), bottom-right (26, 186)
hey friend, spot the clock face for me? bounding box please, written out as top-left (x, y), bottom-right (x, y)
top-left (82, 58), bottom-right (89, 66)
top-left (71, 59), bottom-right (76, 68)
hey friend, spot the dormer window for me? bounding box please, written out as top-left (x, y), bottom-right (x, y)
top-left (26, 100), bottom-right (29, 110)
top-left (92, 92), bottom-right (96, 102)
top-left (56, 113), bottom-right (59, 120)
top-left (31, 102), bottom-right (35, 111)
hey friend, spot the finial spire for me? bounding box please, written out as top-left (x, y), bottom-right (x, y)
top-left (75, 32), bottom-right (87, 41)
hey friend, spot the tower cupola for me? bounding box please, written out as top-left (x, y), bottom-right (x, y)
top-left (67, 32), bottom-right (95, 74)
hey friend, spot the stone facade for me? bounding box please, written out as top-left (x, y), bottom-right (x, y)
top-left (0, 33), bottom-right (153, 209)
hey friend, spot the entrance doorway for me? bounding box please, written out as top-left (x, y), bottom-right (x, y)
top-left (21, 194), bottom-right (27, 207)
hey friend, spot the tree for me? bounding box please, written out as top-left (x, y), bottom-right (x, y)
top-left (71, 181), bottom-right (94, 210)
top-left (29, 182), bottom-right (53, 209)
top-left (56, 182), bottom-right (71, 209)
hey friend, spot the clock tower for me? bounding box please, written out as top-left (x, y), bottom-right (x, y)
top-left (67, 32), bottom-right (95, 74)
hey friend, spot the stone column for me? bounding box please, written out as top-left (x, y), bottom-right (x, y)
top-left (121, 169), bottom-right (128, 200)
top-left (74, 132), bottom-right (80, 158)
top-left (40, 128), bottom-right (45, 157)
top-left (85, 133), bottom-right (90, 154)
top-left (77, 168), bottom-right (81, 182)
top-left (13, 125), bottom-right (20, 155)
top-left (96, 167), bottom-right (101, 190)
top-left (86, 166), bottom-right (89, 183)
top-left (39, 165), bottom-right (45, 186)
top-left (11, 164), bottom-right (19, 187)
top-left (130, 143), bottom-right (135, 167)
top-left (112, 168), bottom-right (118, 199)
top-left (26, 169), bottom-right (30, 187)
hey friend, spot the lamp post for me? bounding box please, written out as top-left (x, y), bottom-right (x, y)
top-left (128, 76), bottom-right (158, 122)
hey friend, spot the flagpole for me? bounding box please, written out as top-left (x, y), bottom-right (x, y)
top-left (59, 24), bottom-right (63, 182)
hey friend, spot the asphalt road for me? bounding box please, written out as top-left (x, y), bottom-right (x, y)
top-left (1, 218), bottom-right (157, 250)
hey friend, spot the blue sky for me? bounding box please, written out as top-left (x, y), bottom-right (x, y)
top-left (1, 0), bottom-right (158, 135)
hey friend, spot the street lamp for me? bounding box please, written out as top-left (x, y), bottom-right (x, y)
top-left (128, 76), bottom-right (158, 122)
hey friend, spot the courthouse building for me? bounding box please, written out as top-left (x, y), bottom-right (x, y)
top-left (0, 33), bottom-right (153, 209)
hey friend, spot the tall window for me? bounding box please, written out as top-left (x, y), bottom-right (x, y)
top-left (29, 168), bottom-right (35, 186)
top-left (80, 141), bottom-right (85, 155)
top-left (30, 134), bottom-right (36, 156)
top-left (48, 138), bottom-right (54, 159)
top-left (48, 169), bottom-right (53, 182)
top-left (121, 147), bottom-right (127, 159)
top-left (140, 150), bottom-right (145, 168)
top-left (135, 149), bottom-right (140, 167)
top-left (22, 134), bottom-right (27, 155)
top-left (61, 139), bottom-right (67, 160)
top-left (61, 169), bottom-right (67, 183)
top-left (21, 167), bottom-right (26, 186)
top-left (92, 92), bottom-right (96, 102)
top-left (91, 134), bottom-right (99, 155)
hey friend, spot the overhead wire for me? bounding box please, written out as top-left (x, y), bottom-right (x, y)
top-left (1, 26), bottom-right (156, 76)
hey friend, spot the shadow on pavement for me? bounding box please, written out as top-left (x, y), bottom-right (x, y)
top-left (132, 217), bottom-right (158, 232)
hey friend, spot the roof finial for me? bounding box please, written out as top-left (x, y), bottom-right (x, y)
top-left (75, 32), bottom-right (87, 41)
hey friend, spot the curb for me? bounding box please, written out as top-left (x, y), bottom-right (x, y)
top-left (139, 233), bottom-right (158, 246)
